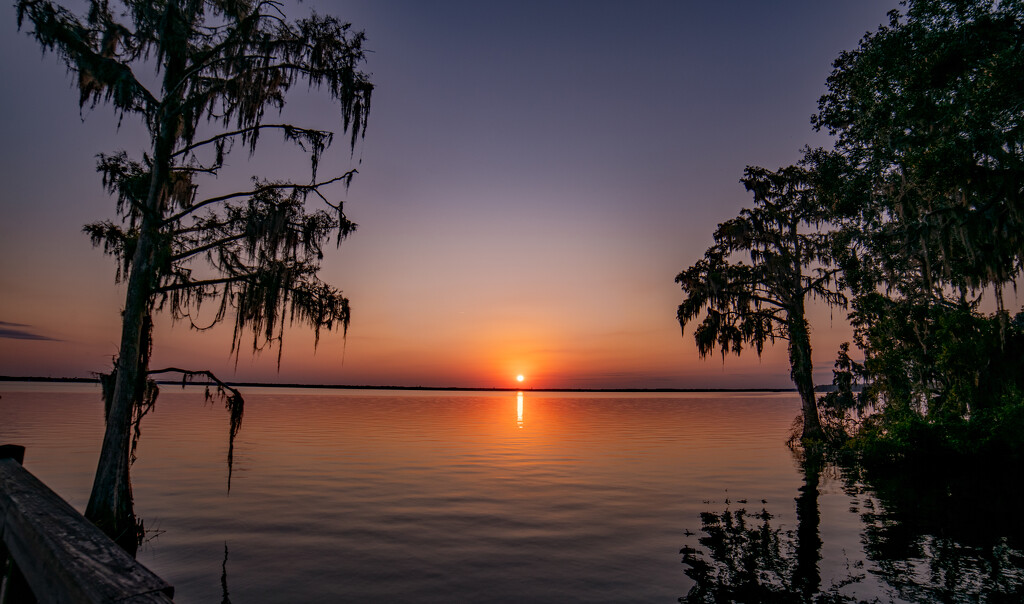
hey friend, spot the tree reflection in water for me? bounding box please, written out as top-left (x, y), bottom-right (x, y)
top-left (846, 465), bottom-right (1024, 603)
top-left (680, 451), bottom-right (1024, 603)
top-left (221, 542), bottom-right (231, 604)
top-left (679, 449), bottom-right (867, 603)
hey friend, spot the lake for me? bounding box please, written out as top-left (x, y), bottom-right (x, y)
top-left (1, 383), bottom-right (1020, 602)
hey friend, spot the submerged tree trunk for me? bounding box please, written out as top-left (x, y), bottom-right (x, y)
top-left (788, 309), bottom-right (824, 441)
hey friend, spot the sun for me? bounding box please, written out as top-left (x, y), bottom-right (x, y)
top-left (516, 374), bottom-right (525, 383)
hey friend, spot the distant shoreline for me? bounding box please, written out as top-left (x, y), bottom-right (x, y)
top-left (0, 375), bottom-right (797, 393)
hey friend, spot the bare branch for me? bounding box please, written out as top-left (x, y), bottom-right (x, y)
top-left (162, 171), bottom-right (357, 226)
top-left (171, 124), bottom-right (332, 157)
top-left (147, 367), bottom-right (239, 395)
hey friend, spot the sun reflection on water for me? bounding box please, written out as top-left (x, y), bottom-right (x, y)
top-left (516, 391), bottom-right (524, 428)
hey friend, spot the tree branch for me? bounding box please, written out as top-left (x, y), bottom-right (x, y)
top-left (803, 268), bottom-right (845, 297)
top-left (145, 367), bottom-right (244, 491)
top-left (146, 367), bottom-right (241, 398)
top-left (161, 172), bottom-right (356, 226)
top-left (171, 124), bottom-right (332, 157)
top-left (170, 233), bottom-right (247, 262)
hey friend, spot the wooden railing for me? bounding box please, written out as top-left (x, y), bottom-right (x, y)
top-left (0, 445), bottom-right (174, 603)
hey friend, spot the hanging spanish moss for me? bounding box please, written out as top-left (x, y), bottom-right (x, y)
top-left (97, 313), bottom-right (160, 466)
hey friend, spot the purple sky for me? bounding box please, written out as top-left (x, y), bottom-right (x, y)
top-left (0, 0), bottom-right (910, 389)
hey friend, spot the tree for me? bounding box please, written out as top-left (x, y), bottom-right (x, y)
top-left (17, 0), bottom-right (372, 544)
top-left (811, 0), bottom-right (1024, 421)
top-left (676, 164), bottom-right (845, 441)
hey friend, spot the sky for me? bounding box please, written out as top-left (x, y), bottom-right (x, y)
top-left (0, 0), bottom-right (908, 390)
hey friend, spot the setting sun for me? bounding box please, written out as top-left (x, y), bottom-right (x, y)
top-left (516, 374), bottom-right (525, 382)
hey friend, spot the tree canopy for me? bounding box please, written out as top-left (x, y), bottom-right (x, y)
top-left (814, 0), bottom-right (1024, 297)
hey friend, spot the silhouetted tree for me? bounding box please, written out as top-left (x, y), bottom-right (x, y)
top-left (17, 0), bottom-right (372, 544)
top-left (676, 165), bottom-right (845, 441)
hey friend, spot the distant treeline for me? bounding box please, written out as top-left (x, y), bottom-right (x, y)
top-left (0, 376), bottom-right (99, 383)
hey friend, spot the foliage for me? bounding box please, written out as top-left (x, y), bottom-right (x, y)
top-left (814, 0), bottom-right (1024, 294)
top-left (831, 308), bottom-right (1024, 466)
top-left (825, 298), bottom-right (1024, 467)
top-left (18, 0), bottom-right (372, 354)
top-left (809, 0), bottom-right (1024, 443)
top-left (816, 342), bottom-right (867, 443)
top-left (16, 0), bottom-right (373, 540)
top-left (677, 165), bottom-right (842, 358)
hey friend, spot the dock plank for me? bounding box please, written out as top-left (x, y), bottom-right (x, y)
top-left (0, 458), bottom-right (173, 603)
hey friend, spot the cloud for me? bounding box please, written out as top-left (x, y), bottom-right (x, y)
top-left (0, 321), bottom-right (61, 341)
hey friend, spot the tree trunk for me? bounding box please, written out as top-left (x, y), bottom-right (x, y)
top-left (84, 228), bottom-right (157, 550)
top-left (85, 123), bottom-right (171, 549)
top-left (788, 311), bottom-right (824, 441)
top-left (84, 10), bottom-right (184, 547)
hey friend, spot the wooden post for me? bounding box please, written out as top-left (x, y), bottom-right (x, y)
top-left (0, 446), bottom-right (173, 603)
top-left (0, 446), bottom-right (23, 465)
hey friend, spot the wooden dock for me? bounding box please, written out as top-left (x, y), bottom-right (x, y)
top-left (0, 445), bottom-right (174, 603)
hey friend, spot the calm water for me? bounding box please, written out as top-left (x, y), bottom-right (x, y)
top-left (1, 383), bottom-right (1019, 602)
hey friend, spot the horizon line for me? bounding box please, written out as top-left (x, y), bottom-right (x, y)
top-left (0, 375), bottom-right (800, 394)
